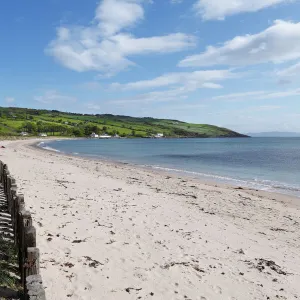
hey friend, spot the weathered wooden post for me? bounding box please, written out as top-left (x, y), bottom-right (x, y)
top-left (0, 161), bottom-right (5, 185)
top-left (7, 177), bottom-right (16, 214)
top-left (26, 248), bottom-right (40, 276)
top-left (7, 175), bottom-right (12, 210)
top-left (23, 226), bottom-right (37, 287)
top-left (26, 275), bottom-right (46, 300)
top-left (0, 160), bottom-right (3, 183)
top-left (0, 162), bottom-right (46, 299)
top-left (23, 211), bottom-right (33, 228)
top-left (17, 197), bottom-right (26, 245)
top-left (3, 164), bottom-right (8, 194)
top-left (24, 226), bottom-right (36, 248)
top-left (19, 210), bottom-right (33, 287)
top-left (14, 194), bottom-right (24, 245)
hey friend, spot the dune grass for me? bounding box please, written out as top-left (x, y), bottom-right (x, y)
top-left (0, 235), bottom-right (21, 291)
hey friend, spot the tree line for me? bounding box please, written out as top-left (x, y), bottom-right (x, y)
top-left (19, 122), bottom-right (125, 137)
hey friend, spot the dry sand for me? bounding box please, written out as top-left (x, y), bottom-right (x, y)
top-left (0, 139), bottom-right (299, 300)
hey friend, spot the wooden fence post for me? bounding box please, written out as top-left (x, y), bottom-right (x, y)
top-left (26, 275), bottom-right (46, 300)
top-left (19, 211), bottom-right (33, 287)
top-left (23, 211), bottom-right (33, 228)
top-left (0, 160), bottom-right (3, 183)
top-left (7, 177), bottom-right (16, 214)
top-left (25, 248), bottom-right (40, 276)
top-left (0, 163), bottom-right (46, 299)
top-left (23, 228), bottom-right (38, 298)
top-left (24, 226), bottom-right (36, 248)
top-left (3, 165), bottom-right (8, 194)
top-left (23, 228), bottom-right (37, 288)
top-left (7, 175), bottom-right (11, 208)
top-left (16, 197), bottom-right (25, 245)
top-left (14, 194), bottom-right (24, 245)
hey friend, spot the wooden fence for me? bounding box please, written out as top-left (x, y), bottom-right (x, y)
top-left (0, 160), bottom-right (46, 300)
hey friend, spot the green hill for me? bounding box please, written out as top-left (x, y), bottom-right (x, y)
top-left (0, 107), bottom-right (248, 138)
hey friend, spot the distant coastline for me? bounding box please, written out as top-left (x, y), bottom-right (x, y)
top-left (248, 132), bottom-right (300, 137)
top-left (0, 106), bottom-right (247, 138)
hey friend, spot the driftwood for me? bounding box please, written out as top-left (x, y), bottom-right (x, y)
top-left (0, 160), bottom-right (46, 300)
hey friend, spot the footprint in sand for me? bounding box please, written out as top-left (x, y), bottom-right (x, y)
top-left (213, 285), bottom-right (222, 294)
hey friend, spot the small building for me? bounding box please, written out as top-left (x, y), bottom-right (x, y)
top-left (155, 133), bottom-right (164, 138)
top-left (39, 133), bottom-right (47, 137)
top-left (99, 134), bottom-right (111, 139)
top-left (20, 132), bottom-right (28, 136)
top-left (90, 132), bottom-right (99, 138)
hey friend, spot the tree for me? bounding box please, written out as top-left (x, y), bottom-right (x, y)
top-left (37, 123), bottom-right (45, 133)
top-left (91, 125), bottom-right (100, 134)
top-left (84, 124), bottom-right (100, 136)
top-left (21, 122), bottom-right (37, 134)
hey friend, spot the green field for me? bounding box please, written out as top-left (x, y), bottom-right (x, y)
top-left (0, 107), bottom-right (248, 138)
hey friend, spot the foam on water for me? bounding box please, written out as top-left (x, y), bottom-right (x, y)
top-left (38, 142), bottom-right (61, 153)
top-left (42, 146), bottom-right (61, 153)
top-left (150, 165), bottom-right (300, 196)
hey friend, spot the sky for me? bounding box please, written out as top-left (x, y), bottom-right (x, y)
top-left (1, 0), bottom-right (300, 133)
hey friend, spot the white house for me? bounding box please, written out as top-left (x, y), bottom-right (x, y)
top-left (20, 132), bottom-right (28, 136)
top-left (90, 132), bottom-right (99, 138)
top-left (99, 134), bottom-right (112, 139)
top-left (155, 133), bottom-right (164, 138)
top-left (39, 133), bottom-right (47, 137)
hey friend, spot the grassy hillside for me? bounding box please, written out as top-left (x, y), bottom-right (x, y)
top-left (0, 107), bottom-right (247, 138)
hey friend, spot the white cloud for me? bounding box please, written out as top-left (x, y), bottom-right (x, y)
top-left (112, 87), bottom-right (192, 104)
top-left (110, 69), bottom-right (239, 104)
top-left (179, 20), bottom-right (300, 68)
top-left (213, 91), bottom-right (267, 100)
top-left (111, 69), bottom-right (234, 90)
top-left (34, 90), bottom-right (77, 104)
top-left (96, 0), bottom-right (144, 36)
top-left (111, 87), bottom-right (300, 107)
top-left (5, 97), bottom-right (15, 104)
top-left (46, 0), bottom-right (195, 75)
top-left (255, 105), bottom-right (282, 111)
top-left (194, 0), bottom-right (294, 20)
top-left (80, 82), bottom-right (102, 90)
top-left (85, 103), bottom-right (101, 110)
top-left (111, 33), bottom-right (195, 55)
top-left (256, 88), bottom-right (300, 99)
top-left (276, 61), bottom-right (300, 79)
top-left (211, 88), bottom-right (300, 101)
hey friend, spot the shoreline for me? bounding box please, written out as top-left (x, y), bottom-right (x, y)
top-left (34, 138), bottom-right (300, 201)
top-left (0, 139), bottom-right (299, 299)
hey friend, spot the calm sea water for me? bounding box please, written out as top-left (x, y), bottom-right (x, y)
top-left (40, 138), bottom-right (300, 197)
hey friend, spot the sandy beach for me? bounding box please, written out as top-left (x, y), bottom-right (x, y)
top-left (0, 138), bottom-right (299, 300)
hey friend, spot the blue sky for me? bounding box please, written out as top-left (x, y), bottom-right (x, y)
top-left (1, 0), bottom-right (300, 133)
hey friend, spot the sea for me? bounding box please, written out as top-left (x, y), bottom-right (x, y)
top-left (39, 138), bottom-right (300, 197)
